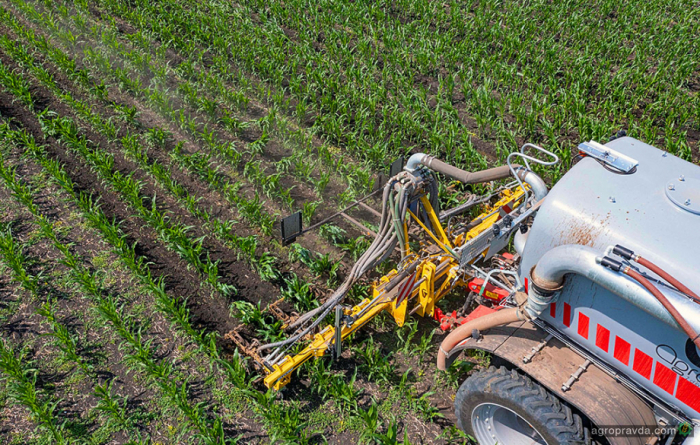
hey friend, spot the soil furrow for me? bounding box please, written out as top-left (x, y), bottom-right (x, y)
top-left (0, 79), bottom-right (257, 353)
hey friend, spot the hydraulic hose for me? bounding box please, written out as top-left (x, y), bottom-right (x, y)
top-left (624, 267), bottom-right (700, 350)
top-left (612, 245), bottom-right (700, 302)
top-left (637, 257), bottom-right (700, 301)
top-left (437, 307), bottom-right (524, 370)
top-left (261, 174), bottom-right (412, 353)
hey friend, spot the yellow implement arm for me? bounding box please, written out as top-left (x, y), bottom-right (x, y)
top-left (262, 185), bottom-right (526, 390)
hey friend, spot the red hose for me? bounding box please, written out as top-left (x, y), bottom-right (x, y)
top-left (625, 268), bottom-right (700, 350)
top-left (636, 256), bottom-right (700, 302)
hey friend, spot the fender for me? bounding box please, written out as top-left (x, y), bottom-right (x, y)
top-left (456, 321), bottom-right (657, 445)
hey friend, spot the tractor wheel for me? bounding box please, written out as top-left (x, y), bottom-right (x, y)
top-left (455, 366), bottom-right (587, 445)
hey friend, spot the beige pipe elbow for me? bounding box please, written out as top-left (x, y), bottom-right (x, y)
top-left (437, 307), bottom-right (524, 370)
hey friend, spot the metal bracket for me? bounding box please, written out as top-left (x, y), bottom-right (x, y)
top-left (333, 306), bottom-right (343, 360)
top-left (562, 359), bottom-right (591, 392)
top-left (578, 140), bottom-right (638, 173)
top-left (523, 334), bottom-right (552, 363)
top-left (417, 262), bottom-right (437, 317)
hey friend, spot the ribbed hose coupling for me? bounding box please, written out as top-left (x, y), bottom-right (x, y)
top-left (527, 265), bottom-right (564, 318)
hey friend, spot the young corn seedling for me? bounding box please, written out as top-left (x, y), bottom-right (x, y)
top-left (0, 339), bottom-right (68, 444)
top-left (353, 337), bottom-right (396, 384)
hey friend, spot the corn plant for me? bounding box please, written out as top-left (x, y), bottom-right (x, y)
top-left (352, 337), bottom-right (396, 384)
top-left (372, 421), bottom-right (411, 445)
top-left (280, 274), bottom-right (317, 312)
top-left (0, 61), bottom-right (33, 109)
top-left (288, 243), bottom-right (341, 284)
top-left (230, 300), bottom-right (283, 342)
top-left (93, 379), bottom-right (130, 429)
top-left (357, 403), bottom-right (380, 444)
top-left (244, 389), bottom-right (319, 445)
top-left (36, 298), bottom-right (92, 374)
top-left (0, 224), bottom-right (40, 295)
top-left (0, 339), bottom-right (68, 444)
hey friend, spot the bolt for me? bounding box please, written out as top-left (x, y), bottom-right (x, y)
top-left (680, 175), bottom-right (685, 182)
top-left (686, 199), bottom-right (692, 206)
top-left (662, 152), bottom-right (668, 157)
top-left (669, 184), bottom-right (675, 191)
top-left (609, 196), bottom-right (616, 203)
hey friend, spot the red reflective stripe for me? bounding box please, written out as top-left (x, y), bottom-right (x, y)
top-left (595, 324), bottom-right (610, 352)
top-left (549, 302), bottom-right (556, 318)
top-left (563, 303), bottom-right (571, 327)
top-left (524, 277), bottom-right (529, 293)
top-left (677, 376), bottom-right (700, 413)
top-left (653, 362), bottom-right (677, 395)
top-left (613, 336), bottom-right (631, 366)
top-left (633, 349), bottom-right (653, 380)
top-left (577, 312), bottom-right (589, 339)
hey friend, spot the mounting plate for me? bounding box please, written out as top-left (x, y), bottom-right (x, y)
top-left (280, 211), bottom-right (302, 245)
top-left (390, 157), bottom-right (404, 178)
top-left (666, 178), bottom-right (700, 215)
top-left (578, 140), bottom-right (638, 173)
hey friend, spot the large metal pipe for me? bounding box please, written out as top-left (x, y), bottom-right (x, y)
top-left (405, 153), bottom-right (515, 184)
top-left (528, 244), bottom-right (699, 332)
top-left (405, 153), bottom-right (548, 200)
top-left (520, 170), bottom-right (548, 201)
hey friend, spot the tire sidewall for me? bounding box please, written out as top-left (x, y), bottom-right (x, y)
top-left (457, 390), bottom-right (561, 445)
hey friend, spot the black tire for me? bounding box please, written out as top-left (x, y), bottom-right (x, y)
top-left (455, 366), bottom-right (587, 445)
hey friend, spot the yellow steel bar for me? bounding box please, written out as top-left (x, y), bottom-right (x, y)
top-left (264, 289), bottom-right (397, 389)
top-left (455, 187), bottom-right (527, 247)
top-left (419, 195), bottom-right (452, 248)
top-left (263, 256), bottom-right (461, 390)
top-left (408, 209), bottom-right (456, 257)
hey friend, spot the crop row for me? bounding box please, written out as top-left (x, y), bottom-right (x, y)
top-left (0, 68), bottom-right (353, 441)
top-left (0, 336), bottom-right (68, 443)
top-left (0, 173), bottom-right (157, 442)
top-left (30, 0), bottom-right (333, 212)
top-left (0, 14), bottom-right (342, 328)
top-left (6, 0), bottom-right (370, 273)
top-left (0, 130), bottom-right (243, 442)
top-left (64, 0), bottom-right (381, 196)
top-left (94, 0), bottom-right (699, 181)
top-left (0, 116), bottom-right (248, 443)
top-left (9, 44), bottom-right (237, 298)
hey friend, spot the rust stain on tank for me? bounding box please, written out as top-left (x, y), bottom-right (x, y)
top-left (557, 213), bottom-right (612, 247)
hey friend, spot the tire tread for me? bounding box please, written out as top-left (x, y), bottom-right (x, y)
top-left (454, 366), bottom-right (587, 444)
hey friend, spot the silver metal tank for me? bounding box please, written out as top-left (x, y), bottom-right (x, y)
top-left (519, 137), bottom-right (700, 418)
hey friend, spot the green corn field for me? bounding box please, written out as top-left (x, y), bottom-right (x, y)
top-left (0, 0), bottom-right (696, 443)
